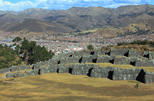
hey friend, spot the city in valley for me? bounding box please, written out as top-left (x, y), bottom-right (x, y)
top-left (1, 31), bottom-right (154, 55)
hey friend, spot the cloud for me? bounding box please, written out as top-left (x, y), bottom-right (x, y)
top-left (113, 0), bottom-right (150, 3)
top-left (36, 0), bottom-right (151, 10)
top-left (105, 3), bottom-right (139, 8)
top-left (0, 0), bottom-right (36, 11)
top-left (0, 0), bottom-right (151, 11)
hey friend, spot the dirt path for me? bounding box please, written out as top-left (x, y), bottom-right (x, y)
top-left (136, 46), bottom-right (141, 51)
top-left (0, 72), bottom-right (9, 78)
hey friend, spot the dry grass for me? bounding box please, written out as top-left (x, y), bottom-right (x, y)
top-left (80, 28), bottom-right (101, 33)
top-left (102, 44), bottom-right (154, 52)
top-left (0, 73), bottom-right (153, 101)
top-left (72, 28), bottom-right (101, 35)
top-left (42, 65), bottom-right (49, 68)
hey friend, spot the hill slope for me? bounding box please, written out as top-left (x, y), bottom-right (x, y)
top-left (0, 4), bottom-right (154, 34)
top-left (4, 19), bottom-right (75, 33)
top-left (0, 44), bottom-right (25, 69)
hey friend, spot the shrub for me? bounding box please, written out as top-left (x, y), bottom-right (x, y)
top-left (87, 45), bottom-right (94, 51)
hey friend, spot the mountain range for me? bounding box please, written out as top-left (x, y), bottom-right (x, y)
top-left (1, 4), bottom-right (154, 36)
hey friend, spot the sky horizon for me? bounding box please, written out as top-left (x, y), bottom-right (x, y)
top-left (0, 0), bottom-right (153, 11)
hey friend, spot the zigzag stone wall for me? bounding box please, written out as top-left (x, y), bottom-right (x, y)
top-left (2, 48), bottom-right (154, 84)
top-left (4, 63), bottom-right (154, 84)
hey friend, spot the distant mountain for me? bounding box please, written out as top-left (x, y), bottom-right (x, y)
top-left (5, 19), bottom-right (75, 33)
top-left (0, 4), bottom-right (154, 35)
top-left (0, 13), bottom-right (32, 23)
top-left (95, 21), bottom-right (154, 38)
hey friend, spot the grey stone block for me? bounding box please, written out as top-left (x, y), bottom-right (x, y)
top-left (97, 73), bottom-right (102, 78)
top-left (26, 71), bottom-right (32, 75)
top-left (24, 74), bottom-right (28, 76)
top-left (123, 75), bottom-right (128, 80)
top-left (39, 68), bottom-right (44, 75)
top-left (18, 73), bottom-right (24, 77)
top-left (6, 72), bottom-right (13, 78)
top-left (117, 74), bottom-right (123, 80)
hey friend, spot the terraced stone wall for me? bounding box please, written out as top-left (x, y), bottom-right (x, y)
top-left (2, 48), bottom-right (154, 84)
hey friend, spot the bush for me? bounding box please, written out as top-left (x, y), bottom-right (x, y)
top-left (87, 45), bottom-right (94, 51)
top-left (1, 63), bottom-right (9, 69)
top-left (16, 59), bottom-right (23, 65)
top-left (0, 59), bottom-right (5, 63)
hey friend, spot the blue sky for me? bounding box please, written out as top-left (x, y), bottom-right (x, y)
top-left (0, 0), bottom-right (153, 11)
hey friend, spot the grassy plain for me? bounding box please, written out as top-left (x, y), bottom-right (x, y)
top-left (78, 28), bottom-right (101, 33)
top-left (70, 28), bottom-right (101, 35)
top-left (0, 73), bottom-right (153, 101)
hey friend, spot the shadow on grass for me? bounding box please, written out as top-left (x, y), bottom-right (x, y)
top-left (127, 80), bottom-right (141, 84)
top-left (45, 96), bottom-right (106, 101)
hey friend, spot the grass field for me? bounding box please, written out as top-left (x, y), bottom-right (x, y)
top-left (0, 61), bottom-right (153, 101)
top-left (0, 73), bottom-right (154, 101)
top-left (71, 28), bottom-right (101, 35)
top-left (78, 28), bottom-right (101, 33)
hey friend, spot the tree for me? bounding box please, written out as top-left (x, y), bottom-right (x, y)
top-left (12, 37), bottom-right (22, 43)
top-left (87, 45), bottom-right (94, 51)
top-left (12, 37), bottom-right (54, 65)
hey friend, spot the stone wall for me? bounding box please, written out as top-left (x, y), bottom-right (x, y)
top-left (110, 48), bottom-right (129, 56)
top-left (51, 53), bottom-right (154, 67)
top-left (2, 48), bottom-right (154, 84)
top-left (3, 62), bottom-right (154, 84)
top-left (128, 49), bottom-right (142, 57)
top-left (149, 51), bottom-right (154, 60)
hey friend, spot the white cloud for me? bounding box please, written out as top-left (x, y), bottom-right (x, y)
top-left (113, 0), bottom-right (150, 3)
top-left (0, 0), bottom-right (151, 11)
top-left (105, 3), bottom-right (139, 8)
top-left (0, 0), bottom-right (36, 11)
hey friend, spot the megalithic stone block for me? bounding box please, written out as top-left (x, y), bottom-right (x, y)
top-left (39, 68), bottom-right (44, 75)
top-left (112, 74), bottom-right (118, 80)
top-left (6, 72), bottom-right (13, 78)
top-left (133, 74), bottom-right (138, 80)
top-left (18, 73), bottom-right (24, 77)
top-left (123, 75), bottom-right (128, 80)
top-left (13, 73), bottom-right (24, 78)
top-left (145, 74), bottom-right (152, 84)
top-left (26, 71), bottom-right (32, 75)
top-left (97, 73), bottom-right (102, 78)
top-left (13, 73), bottom-right (18, 78)
top-left (24, 74), bottom-right (28, 76)
top-left (149, 51), bottom-right (154, 59)
top-left (72, 70), bottom-right (77, 75)
top-left (91, 69), bottom-right (95, 77)
top-left (127, 74), bottom-right (133, 80)
top-left (117, 74), bottom-right (123, 80)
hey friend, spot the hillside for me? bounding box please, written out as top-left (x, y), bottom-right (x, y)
top-left (0, 4), bottom-right (154, 35)
top-left (5, 19), bottom-right (75, 33)
top-left (102, 39), bottom-right (154, 53)
top-left (0, 44), bottom-right (25, 69)
top-left (95, 22), bottom-right (152, 37)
